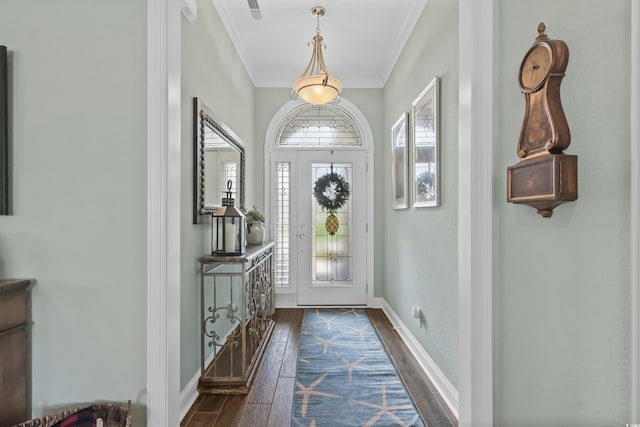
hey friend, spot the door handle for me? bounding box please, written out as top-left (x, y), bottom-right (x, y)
top-left (299, 233), bottom-right (306, 239)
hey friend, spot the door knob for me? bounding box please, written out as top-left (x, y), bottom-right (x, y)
top-left (299, 233), bottom-right (306, 238)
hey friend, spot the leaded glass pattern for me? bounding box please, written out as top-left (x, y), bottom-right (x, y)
top-left (277, 105), bottom-right (362, 148)
top-left (311, 163), bottom-right (353, 284)
top-left (275, 162), bottom-right (290, 287)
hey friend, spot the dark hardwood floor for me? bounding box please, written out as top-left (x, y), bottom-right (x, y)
top-left (181, 308), bottom-right (457, 427)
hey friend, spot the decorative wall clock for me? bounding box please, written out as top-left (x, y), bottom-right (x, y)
top-left (507, 23), bottom-right (578, 217)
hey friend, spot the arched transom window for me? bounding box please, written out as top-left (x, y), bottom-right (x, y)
top-left (276, 104), bottom-right (363, 148)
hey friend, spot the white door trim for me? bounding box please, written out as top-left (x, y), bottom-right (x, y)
top-left (147, 0), bottom-right (181, 425)
top-left (458, 0), bottom-right (494, 426)
top-left (631, 0), bottom-right (640, 422)
top-left (264, 98), bottom-right (375, 307)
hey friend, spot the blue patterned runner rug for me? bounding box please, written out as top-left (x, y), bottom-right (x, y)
top-left (292, 308), bottom-right (424, 427)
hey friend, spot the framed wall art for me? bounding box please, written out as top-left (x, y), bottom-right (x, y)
top-left (391, 112), bottom-right (409, 209)
top-left (411, 76), bottom-right (439, 207)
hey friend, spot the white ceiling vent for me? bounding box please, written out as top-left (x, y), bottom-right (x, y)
top-left (247, 0), bottom-right (262, 19)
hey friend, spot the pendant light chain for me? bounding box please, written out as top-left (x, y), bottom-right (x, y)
top-left (315, 9), bottom-right (321, 35)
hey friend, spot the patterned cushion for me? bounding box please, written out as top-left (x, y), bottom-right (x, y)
top-left (53, 408), bottom-right (97, 427)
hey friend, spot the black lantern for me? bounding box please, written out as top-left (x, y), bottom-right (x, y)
top-left (211, 181), bottom-right (246, 255)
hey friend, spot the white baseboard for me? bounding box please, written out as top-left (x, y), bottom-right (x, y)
top-left (371, 296), bottom-right (385, 309)
top-left (275, 292), bottom-right (296, 308)
top-left (380, 299), bottom-right (459, 419)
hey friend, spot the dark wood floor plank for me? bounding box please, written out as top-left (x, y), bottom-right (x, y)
top-left (180, 395), bottom-right (204, 427)
top-left (248, 340), bottom-right (286, 404)
top-left (279, 308), bottom-right (303, 378)
top-left (182, 412), bottom-right (216, 427)
top-left (270, 308), bottom-right (294, 343)
top-left (212, 394), bottom-right (246, 426)
top-left (394, 354), bottom-right (456, 426)
top-left (196, 394), bottom-right (227, 413)
top-left (267, 377), bottom-right (295, 427)
top-left (366, 308), bottom-right (407, 355)
top-left (238, 404), bottom-right (270, 427)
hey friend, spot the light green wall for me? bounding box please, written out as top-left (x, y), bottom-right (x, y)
top-left (0, 0), bottom-right (147, 420)
top-left (494, 1), bottom-right (631, 425)
top-left (382, 0), bottom-right (459, 388)
top-left (180, 0), bottom-right (256, 390)
top-left (342, 89), bottom-right (386, 295)
top-left (253, 87), bottom-right (287, 217)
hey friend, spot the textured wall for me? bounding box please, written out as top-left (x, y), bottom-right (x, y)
top-left (180, 0), bottom-right (256, 390)
top-left (381, 0), bottom-right (460, 388)
top-left (494, 1), bottom-right (631, 425)
top-left (0, 0), bottom-right (147, 418)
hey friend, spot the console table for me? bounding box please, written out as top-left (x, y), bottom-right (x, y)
top-left (0, 279), bottom-right (31, 427)
top-left (198, 242), bottom-right (275, 394)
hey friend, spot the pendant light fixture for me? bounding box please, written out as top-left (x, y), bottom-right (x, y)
top-left (292, 6), bottom-right (343, 105)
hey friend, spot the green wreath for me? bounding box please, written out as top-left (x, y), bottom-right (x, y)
top-left (313, 172), bottom-right (351, 214)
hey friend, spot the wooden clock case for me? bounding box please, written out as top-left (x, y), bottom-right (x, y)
top-left (507, 23), bottom-right (578, 217)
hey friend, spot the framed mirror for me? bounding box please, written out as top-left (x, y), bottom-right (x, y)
top-left (193, 98), bottom-right (245, 224)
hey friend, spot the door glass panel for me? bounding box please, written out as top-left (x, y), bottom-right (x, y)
top-left (311, 163), bottom-right (353, 285)
top-left (275, 162), bottom-right (290, 287)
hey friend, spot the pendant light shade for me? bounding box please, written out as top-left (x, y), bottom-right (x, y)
top-left (292, 7), bottom-right (343, 105)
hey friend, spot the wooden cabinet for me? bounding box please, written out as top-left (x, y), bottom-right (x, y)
top-left (198, 243), bottom-right (275, 394)
top-left (0, 279), bottom-right (31, 427)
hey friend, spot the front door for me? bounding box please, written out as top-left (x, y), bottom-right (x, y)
top-left (296, 150), bottom-right (367, 305)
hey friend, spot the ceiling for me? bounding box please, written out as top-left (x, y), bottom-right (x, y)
top-left (210, 0), bottom-right (427, 89)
